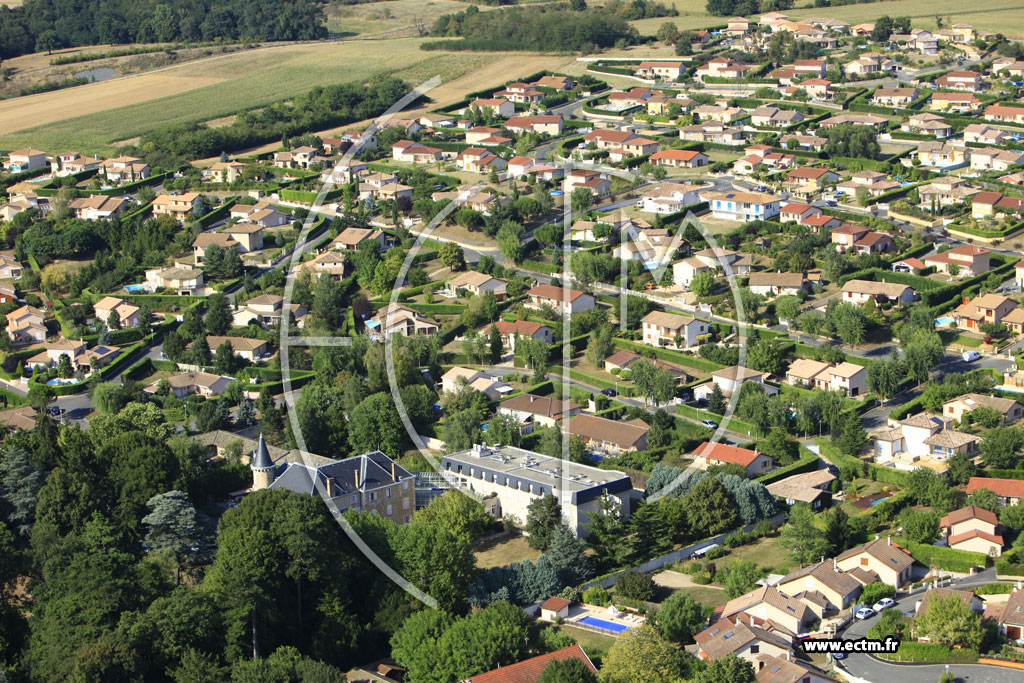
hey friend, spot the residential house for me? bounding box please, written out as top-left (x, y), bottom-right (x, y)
top-left (785, 167), bottom-right (839, 196)
top-left (967, 477), bottom-right (1024, 506)
top-left (493, 320), bottom-right (552, 350)
top-left (231, 294), bottom-right (307, 329)
top-left (819, 113), bottom-right (888, 128)
top-left (785, 359), bottom-right (867, 397)
top-left (100, 155), bottom-right (150, 183)
top-left (777, 560), bottom-right (863, 613)
top-left (952, 294), bottom-right (1018, 331)
top-left (391, 140), bottom-right (443, 164)
top-left (333, 227), bottom-right (386, 252)
top-left (840, 279), bottom-right (914, 305)
top-left (534, 75), bottom-right (574, 90)
top-left (496, 82), bottom-right (544, 104)
top-left (971, 150), bottom-right (1024, 173)
top-left (831, 225), bottom-right (894, 255)
top-left (462, 646), bottom-right (597, 683)
top-left (935, 70), bottom-right (982, 92)
top-left (693, 441), bottom-right (774, 478)
top-left (602, 350), bottom-right (689, 384)
top-left (751, 107), bottom-right (805, 127)
top-left (256, 443), bottom-right (415, 525)
top-left (797, 79), bottom-right (834, 101)
top-left (192, 234), bottom-right (238, 263)
top-left (565, 169), bottom-right (612, 196)
top-left (51, 151), bottom-right (101, 176)
top-left (465, 126), bottom-right (511, 146)
top-left (680, 121), bottom-right (746, 145)
top-left (637, 181), bottom-right (703, 214)
top-left (924, 245), bottom-right (990, 276)
top-left (765, 470), bottom-right (836, 510)
top-left (498, 394), bottom-right (582, 432)
top-left (779, 134), bottom-right (827, 151)
top-left (145, 265), bottom-right (205, 296)
top-left (871, 87), bottom-right (918, 106)
top-left (272, 146), bottom-right (327, 170)
top-left (525, 284), bottom-right (595, 315)
top-left (68, 195), bottom-right (129, 220)
top-left (503, 115), bottom-right (563, 136)
top-left (919, 176), bottom-right (979, 206)
top-left (26, 338), bottom-right (119, 374)
top-left (753, 655), bottom-right (838, 683)
top-left (6, 305), bottom-right (45, 344)
top-left (693, 105), bottom-right (745, 124)
top-left (701, 191), bottom-right (780, 221)
top-left (985, 105), bottom-right (1024, 124)
top-left (144, 371), bottom-right (234, 399)
top-left (673, 247), bottom-right (754, 286)
top-left (195, 336), bottom-right (269, 362)
top-left (891, 29), bottom-right (938, 53)
top-left (779, 202), bottom-right (822, 224)
top-left (836, 171), bottom-right (899, 198)
top-left (642, 311), bottom-right (708, 348)
top-left (835, 537), bottom-right (914, 587)
top-left (930, 92), bottom-right (982, 113)
top-left (152, 193), bottom-right (200, 222)
top-left (694, 365), bottom-right (778, 401)
top-left (202, 160), bottom-right (246, 183)
top-left (222, 223), bottom-right (267, 252)
top-left (93, 296), bottom-right (140, 329)
top-left (747, 272), bottom-right (806, 298)
top-left (301, 251), bottom-right (347, 280)
top-left (940, 505), bottom-right (1003, 557)
top-left (3, 148), bottom-right (45, 172)
top-left (447, 271), bottom-right (507, 301)
top-left (694, 619), bottom-right (793, 666)
top-left (455, 147), bottom-right (506, 174)
top-left (0, 255), bottom-right (22, 280)
top-left (696, 57), bottom-right (754, 80)
top-left (901, 112), bottom-right (953, 138)
top-left (615, 226), bottom-right (683, 269)
top-left (724, 17), bottom-right (751, 35)
top-left (460, 98), bottom-right (515, 118)
top-left (562, 414), bottom-right (650, 454)
top-left (964, 124), bottom-right (1009, 145)
top-left (583, 129), bottom-right (658, 159)
top-left (915, 141), bottom-right (969, 168)
top-left (719, 586), bottom-right (815, 636)
top-left (439, 367), bottom-right (511, 400)
top-left (649, 149), bottom-right (708, 168)
top-left (367, 303), bottom-right (439, 338)
top-left (636, 60), bottom-right (686, 79)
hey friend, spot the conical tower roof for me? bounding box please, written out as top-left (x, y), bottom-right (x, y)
top-left (252, 434), bottom-right (274, 470)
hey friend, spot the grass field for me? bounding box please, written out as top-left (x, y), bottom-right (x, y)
top-left (0, 39), bottom-right (499, 152)
top-left (714, 536), bottom-right (798, 574)
top-left (325, 0), bottom-right (470, 36)
top-left (473, 534), bottom-right (541, 569)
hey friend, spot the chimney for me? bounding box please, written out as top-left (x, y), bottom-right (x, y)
top-left (391, 462), bottom-right (396, 480)
top-left (887, 535), bottom-right (891, 546)
top-left (833, 557), bottom-right (838, 571)
top-left (326, 477), bottom-right (334, 497)
top-left (354, 469), bottom-right (360, 489)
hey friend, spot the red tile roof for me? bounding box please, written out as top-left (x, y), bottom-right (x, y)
top-left (948, 529), bottom-right (1004, 547)
top-left (695, 441), bottom-right (761, 467)
top-left (967, 477), bottom-right (1024, 499)
top-left (463, 645), bottom-right (596, 683)
top-left (540, 597), bottom-right (571, 612)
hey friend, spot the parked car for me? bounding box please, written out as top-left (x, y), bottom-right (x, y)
top-left (701, 419), bottom-right (718, 429)
top-left (855, 607), bottom-right (875, 620)
top-left (831, 652), bottom-right (847, 660)
top-left (962, 350), bottom-right (980, 362)
top-left (873, 598), bottom-right (896, 611)
top-left (601, 388), bottom-right (617, 397)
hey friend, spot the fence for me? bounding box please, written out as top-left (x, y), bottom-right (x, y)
top-left (578, 512), bottom-right (786, 590)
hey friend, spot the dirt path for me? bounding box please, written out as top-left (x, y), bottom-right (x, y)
top-left (653, 570), bottom-right (725, 590)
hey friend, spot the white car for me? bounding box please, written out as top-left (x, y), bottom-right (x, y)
top-left (962, 350), bottom-right (980, 362)
top-left (872, 598), bottom-right (896, 611)
top-left (855, 607), bottom-right (875, 620)
top-left (701, 419), bottom-right (718, 429)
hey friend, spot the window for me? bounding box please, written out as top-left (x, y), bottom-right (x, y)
top-left (386, 488), bottom-right (391, 498)
top-left (350, 495), bottom-right (357, 505)
top-left (403, 498), bottom-right (410, 509)
top-left (405, 515), bottom-right (411, 523)
top-left (387, 504), bottom-right (392, 516)
top-left (861, 557), bottom-right (869, 566)
top-left (369, 492), bottom-right (377, 502)
top-left (402, 480), bottom-right (409, 490)
top-left (750, 645), bottom-right (759, 654)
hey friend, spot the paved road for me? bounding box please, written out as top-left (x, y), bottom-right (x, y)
top-left (835, 568), bottom-right (1024, 683)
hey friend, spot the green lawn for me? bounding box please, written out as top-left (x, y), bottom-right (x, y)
top-left (473, 534), bottom-right (541, 569)
top-left (673, 586), bottom-right (731, 608)
top-left (556, 624), bottom-right (619, 659)
top-left (713, 536), bottom-right (798, 575)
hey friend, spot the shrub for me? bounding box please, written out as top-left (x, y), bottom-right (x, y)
top-left (690, 571), bottom-right (712, 585)
top-left (582, 586), bottom-right (612, 607)
top-left (615, 570), bottom-right (656, 602)
top-left (860, 582), bottom-right (896, 606)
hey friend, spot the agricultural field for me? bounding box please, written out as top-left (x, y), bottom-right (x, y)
top-left (325, 0), bottom-right (471, 36)
top-left (0, 39), bottom-right (504, 153)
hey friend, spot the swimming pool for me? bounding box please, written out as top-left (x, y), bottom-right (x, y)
top-left (124, 284), bottom-right (146, 292)
top-left (934, 317), bottom-right (955, 327)
top-left (578, 616), bottom-right (631, 633)
top-left (45, 378), bottom-right (78, 386)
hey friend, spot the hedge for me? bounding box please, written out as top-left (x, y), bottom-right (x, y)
top-left (95, 171), bottom-right (175, 197)
top-left (906, 540), bottom-right (989, 572)
top-left (878, 642), bottom-right (979, 663)
top-left (564, 367), bottom-right (636, 397)
top-left (196, 199), bottom-right (238, 228)
top-left (659, 201), bottom-right (710, 226)
top-left (755, 445), bottom-right (819, 484)
top-left (865, 180), bottom-right (931, 206)
top-left (815, 438), bottom-right (909, 486)
top-left (675, 403), bottom-right (759, 436)
top-left (612, 338), bottom-right (724, 373)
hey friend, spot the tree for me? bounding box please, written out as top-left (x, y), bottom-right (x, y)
top-left (981, 426), bottom-right (1024, 469)
top-left (539, 658), bottom-right (597, 683)
top-left (442, 409), bottom-right (482, 454)
top-left (28, 383), bottom-right (54, 412)
top-left (900, 508), bottom-right (940, 544)
top-left (682, 477), bottom-right (737, 536)
top-left (966, 487), bottom-right (999, 512)
top-left (142, 490), bottom-right (211, 584)
top-left (544, 524), bottom-right (593, 586)
top-left (90, 382), bottom-right (127, 414)
top-left (654, 592), bottom-right (705, 644)
top-left (486, 412), bottom-right (524, 448)
top-left (914, 595), bottom-right (984, 649)
top-left (692, 654), bottom-right (756, 683)
top-left (0, 446), bottom-right (45, 539)
top-left (690, 271), bottom-right (715, 297)
top-left (656, 21), bottom-right (679, 43)
top-left (190, 335), bottom-right (211, 368)
top-left (746, 338), bottom-right (784, 375)
top-left (35, 29), bottom-right (61, 54)
top-left (867, 355), bottom-right (903, 400)
top-left (708, 383), bottom-right (726, 415)
top-left (348, 392), bottom-right (405, 459)
top-left (616, 570), bottom-right (656, 601)
top-left (56, 353), bottom-right (73, 378)
top-left (489, 324), bottom-right (503, 364)
top-left (900, 328), bottom-right (943, 384)
top-left (723, 559), bottom-right (760, 598)
top-left (947, 452), bottom-right (976, 486)
top-left (414, 490), bottom-right (492, 545)
top-left (391, 521), bottom-right (476, 612)
top-left (213, 340), bottom-right (235, 375)
top-left (438, 242), bottom-right (466, 271)
top-left (781, 502), bottom-right (830, 565)
top-left (205, 293), bottom-right (231, 335)
top-left (585, 324), bottom-right (615, 366)
top-left (836, 414), bottom-right (867, 457)
top-left (570, 188), bottom-right (594, 215)
top-left (601, 624), bottom-right (690, 683)
top-left (821, 506), bottom-right (851, 555)
top-left (585, 494), bottom-right (630, 571)
top-left (236, 399), bottom-right (256, 428)
top-left (526, 495), bottom-right (562, 550)
top-left (497, 222), bottom-right (526, 264)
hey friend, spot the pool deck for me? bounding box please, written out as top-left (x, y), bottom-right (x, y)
top-left (564, 602), bottom-right (646, 637)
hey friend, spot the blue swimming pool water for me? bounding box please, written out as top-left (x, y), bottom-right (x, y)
top-left (45, 378), bottom-right (77, 386)
top-left (870, 497), bottom-right (889, 506)
top-left (934, 317), bottom-right (955, 327)
top-left (578, 616), bottom-right (630, 633)
top-left (124, 284), bottom-right (146, 292)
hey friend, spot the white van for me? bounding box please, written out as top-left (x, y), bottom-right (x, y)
top-left (962, 350), bottom-right (980, 362)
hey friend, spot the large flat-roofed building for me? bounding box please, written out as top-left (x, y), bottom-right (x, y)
top-left (440, 443), bottom-right (635, 537)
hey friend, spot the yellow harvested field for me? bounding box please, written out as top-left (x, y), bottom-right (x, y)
top-left (0, 74), bottom-right (225, 137)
